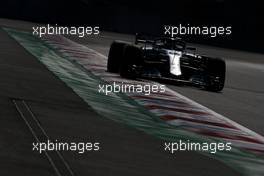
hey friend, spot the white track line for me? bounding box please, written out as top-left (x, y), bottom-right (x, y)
top-left (13, 99), bottom-right (75, 176)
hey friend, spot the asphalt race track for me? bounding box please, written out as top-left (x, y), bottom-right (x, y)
top-left (0, 18), bottom-right (264, 176)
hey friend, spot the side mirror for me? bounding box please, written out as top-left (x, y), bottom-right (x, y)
top-left (135, 33), bottom-right (138, 45)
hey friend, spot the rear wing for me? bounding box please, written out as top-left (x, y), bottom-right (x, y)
top-left (135, 33), bottom-right (155, 45)
top-left (135, 33), bottom-right (184, 45)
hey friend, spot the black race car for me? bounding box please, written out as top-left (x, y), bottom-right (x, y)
top-left (107, 34), bottom-right (226, 92)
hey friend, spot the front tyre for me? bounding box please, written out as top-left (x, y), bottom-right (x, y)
top-left (205, 58), bottom-right (226, 92)
top-left (119, 45), bottom-right (142, 79)
top-left (107, 41), bottom-right (127, 73)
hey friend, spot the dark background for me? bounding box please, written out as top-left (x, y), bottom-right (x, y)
top-left (0, 0), bottom-right (263, 52)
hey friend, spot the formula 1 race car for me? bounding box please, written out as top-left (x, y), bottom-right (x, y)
top-left (107, 34), bottom-right (226, 92)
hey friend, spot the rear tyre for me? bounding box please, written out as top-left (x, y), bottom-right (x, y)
top-left (119, 45), bottom-right (142, 79)
top-left (205, 58), bottom-right (226, 92)
top-left (107, 41), bottom-right (127, 73)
